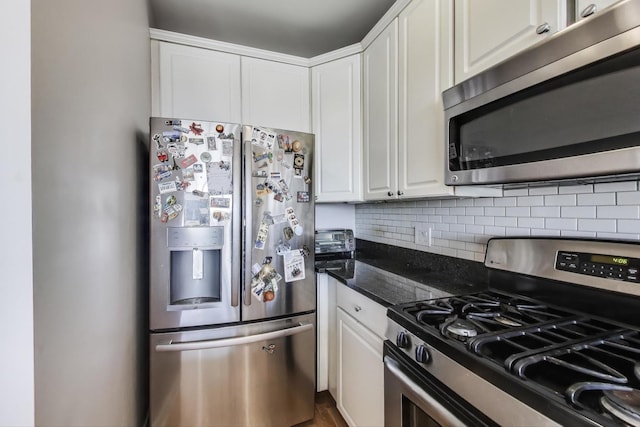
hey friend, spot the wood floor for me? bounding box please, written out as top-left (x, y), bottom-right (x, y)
top-left (294, 391), bottom-right (349, 427)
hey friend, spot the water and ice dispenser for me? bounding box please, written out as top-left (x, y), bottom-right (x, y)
top-left (167, 227), bottom-right (224, 305)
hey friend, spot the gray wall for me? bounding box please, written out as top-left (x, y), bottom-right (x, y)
top-left (31, 1), bottom-right (150, 425)
top-left (0, 1), bottom-right (34, 425)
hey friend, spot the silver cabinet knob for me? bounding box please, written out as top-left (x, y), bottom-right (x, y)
top-left (581, 3), bottom-right (597, 18)
top-left (398, 191), bottom-right (404, 196)
top-left (536, 22), bottom-right (551, 34)
top-left (354, 305), bottom-right (362, 312)
top-left (387, 191), bottom-right (394, 197)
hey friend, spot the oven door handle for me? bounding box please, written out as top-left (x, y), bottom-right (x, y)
top-left (384, 355), bottom-right (465, 426)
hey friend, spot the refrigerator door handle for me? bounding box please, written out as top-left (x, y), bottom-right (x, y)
top-left (231, 126), bottom-right (242, 308)
top-left (243, 135), bottom-right (253, 306)
top-left (155, 323), bottom-right (313, 352)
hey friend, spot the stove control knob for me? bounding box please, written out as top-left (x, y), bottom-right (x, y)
top-left (396, 331), bottom-right (411, 349)
top-left (415, 345), bottom-right (430, 364)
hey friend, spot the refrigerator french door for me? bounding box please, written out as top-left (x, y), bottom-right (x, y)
top-left (242, 125), bottom-right (316, 321)
top-left (149, 118), bottom-right (241, 330)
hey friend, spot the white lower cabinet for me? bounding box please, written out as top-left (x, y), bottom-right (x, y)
top-left (335, 282), bottom-right (386, 427)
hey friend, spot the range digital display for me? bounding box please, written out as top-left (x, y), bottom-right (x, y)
top-left (591, 254), bottom-right (629, 266)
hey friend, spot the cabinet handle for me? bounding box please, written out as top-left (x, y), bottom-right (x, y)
top-left (387, 191), bottom-right (394, 197)
top-left (354, 305), bottom-right (362, 312)
top-left (580, 4), bottom-right (597, 18)
top-left (398, 191), bottom-right (404, 196)
top-left (536, 22), bottom-right (551, 34)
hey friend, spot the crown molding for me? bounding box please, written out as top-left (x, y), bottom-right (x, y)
top-left (308, 43), bottom-right (363, 67)
top-left (149, 28), bottom-right (311, 67)
top-left (361, 0), bottom-right (412, 49)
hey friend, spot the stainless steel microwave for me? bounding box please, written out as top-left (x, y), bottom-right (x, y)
top-left (443, 0), bottom-right (640, 186)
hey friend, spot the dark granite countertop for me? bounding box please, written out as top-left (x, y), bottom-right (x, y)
top-left (315, 239), bottom-right (490, 307)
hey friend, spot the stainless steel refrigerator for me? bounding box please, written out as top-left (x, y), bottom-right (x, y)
top-left (148, 118), bottom-right (315, 427)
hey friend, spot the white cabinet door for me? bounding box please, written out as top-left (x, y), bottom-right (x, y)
top-left (153, 41), bottom-right (242, 122)
top-left (336, 307), bottom-right (384, 427)
top-left (241, 57), bottom-right (310, 132)
top-left (576, 0), bottom-right (620, 20)
top-left (454, 0), bottom-right (566, 84)
top-left (398, 0), bottom-right (455, 198)
top-left (312, 55), bottom-right (363, 202)
top-left (363, 19), bottom-right (398, 201)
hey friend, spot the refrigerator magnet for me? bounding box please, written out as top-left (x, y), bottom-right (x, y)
top-left (153, 195), bottom-right (161, 218)
top-left (182, 168), bottom-right (195, 181)
top-left (292, 140), bottom-right (303, 153)
top-left (276, 242), bottom-right (291, 255)
top-left (192, 163), bottom-right (203, 173)
top-left (180, 154), bottom-right (198, 169)
top-left (162, 130), bottom-right (181, 143)
top-left (210, 197), bottom-right (230, 208)
top-left (278, 134), bottom-right (293, 152)
top-left (256, 183), bottom-right (268, 197)
top-left (207, 161), bottom-right (233, 195)
top-left (222, 140), bottom-right (233, 157)
top-left (164, 119), bottom-right (181, 126)
top-left (156, 150), bottom-right (168, 162)
top-left (304, 175), bottom-right (311, 185)
top-left (251, 127), bottom-right (276, 150)
top-left (254, 220), bottom-right (270, 249)
top-left (253, 170), bottom-right (268, 178)
top-left (206, 136), bottom-right (217, 151)
top-left (283, 226), bottom-right (294, 241)
top-left (189, 122), bottom-right (204, 135)
top-left (283, 250), bottom-right (305, 283)
top-left (158, 181), bottom-right (177, 194)
top-left (215, 124), bottom-right (224, 134)
top-left (285, 207), bottom-right (303, 236)
top-left (188, 137), bottom-right (204, 146)
top-left (153, 133), bottom-right (162, 149)
top-left (200, 152), bottom-right (212, 163)
top-left (162, 203), bottom-right (182, 223)
top-left (297, 191), bottom-right (310, 203)
top-left (173, 125), bottom-right (190, 134)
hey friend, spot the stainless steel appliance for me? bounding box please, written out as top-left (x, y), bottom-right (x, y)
top-left (444, 0), bottom-right (640, 186)
top-left (385, 237), bottom-right (640, 426)
top-left (149, 118), bottom-right (316, 427)
top-left (314, 229), bottom-right (355, 278)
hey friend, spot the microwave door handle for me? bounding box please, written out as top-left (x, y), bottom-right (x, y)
top-left (384, 356), bottom-right (465, 426)
top-left (155, 323), bottom-right (313, 352)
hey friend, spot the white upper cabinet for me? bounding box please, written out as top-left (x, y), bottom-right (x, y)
top-left (241, 57), bottom-right (311, 132)
top-left (397, 0), bottom-right (453, 198)
top-left (363, 20), bottom-right (399, 201)
top-left (312, 55), bottom-right (363, 203)
top-left (454, 0), bottom-right (566, 84)
top-left (576, 0), bottom-right (620, 20)
top-left (152, 41), bottom-right (242, 123)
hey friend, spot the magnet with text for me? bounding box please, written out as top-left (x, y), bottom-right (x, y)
top-left (254, 219), bottom-right (270, 249)
top-left (189, 122), bottom-right (204, 135)
top-left (158, 181), bottom-right (178, 194)
top-left (285, 206), bottom-right (303, 236)
top-left (251, 127), bottom-right (276, 150)
top-left (293, 153), bottom-right (304, 176)
top-left (283, 250), bottom-right (305, 283)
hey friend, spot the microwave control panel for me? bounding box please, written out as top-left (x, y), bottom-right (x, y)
top-left (556, 251), bottom-right (639, 283)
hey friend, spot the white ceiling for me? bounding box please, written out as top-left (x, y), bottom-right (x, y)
top-left (149, 0), bottom-right (398, 58)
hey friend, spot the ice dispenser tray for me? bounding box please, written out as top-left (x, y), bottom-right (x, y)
top-left (167, 227), bottom-right (224, 305)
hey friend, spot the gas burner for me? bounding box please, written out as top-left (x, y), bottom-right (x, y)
top-left (602, 389), bottom-right (640, 426)
top-left (441, 317), bottom-right (478, 340)
top-left (415, 301), bottom-right (454, 320)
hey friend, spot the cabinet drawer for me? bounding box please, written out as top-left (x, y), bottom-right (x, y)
top-left (337, 284), bottom-right (387, 339)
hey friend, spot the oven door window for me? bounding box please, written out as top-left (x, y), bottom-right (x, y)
top-left (384, 354), bottom-right (497, 427)
top-left (448, 46), bottom-right (640, 172)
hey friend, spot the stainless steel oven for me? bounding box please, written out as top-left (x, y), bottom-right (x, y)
top-left (385, 237), bottom-right (640, 426)
top-left (443, 0), bottom-right (640, 186)
top-left (383, 342), bottom-right (497, 427)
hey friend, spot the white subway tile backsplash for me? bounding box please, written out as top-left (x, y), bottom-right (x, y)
top-left (531, 206), bottom-right (560, 218)
top-left (618, 220), bottom-right (640, 233)
top-left (596, 206), bottom-right (640, 219)
top-left (558, 184), bottom-right (593, 194)
top-left (544, 194), bottom-right (577, 206)
top-left (517, 196), bottom-right (544, 206)
top-left (355, 180), bottom-right (640, 263)
top-left (518, 217), bottom-right (545, 228)
top-left (594, 181), bottom-right (637, 192)
top-left (618, 192), bottom-right (640, 205)
top-left (578, 193), bottom-right (616, 206)
top-left (578, 219), bottom-right (617, 232)
top-left (561, 206), bottom-right (596, 218)
top-left (546, 218), bottom-right (578, 231)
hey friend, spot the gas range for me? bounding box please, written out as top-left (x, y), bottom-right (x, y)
top-left (385, 238), bottom-right (640, 427)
